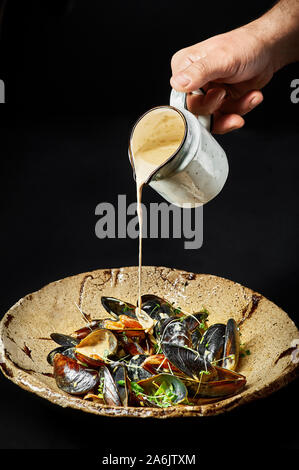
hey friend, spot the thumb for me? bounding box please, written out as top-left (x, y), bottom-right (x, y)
top-left (171, 54), bottom-right (231, 91)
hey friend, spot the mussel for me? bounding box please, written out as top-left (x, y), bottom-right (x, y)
top-left (101, 315), bottom-right (143, 332)
top-left (74, 320), bottom-right (104, 340)
top-left (140, 295), bottom-right (175, 321)
top-left (191, 329), bottom-right (202, 350)
top-left (75, 329), bottom-right (118, 366)
top-left (197, 319), bottom-right (240, 370)
top-left (47, 346), bottom-right (76, 366)
top-left (53, 353), bottom-right (99, 395)
top-left (112, 364), bottom-right (132, 407)
top-left (101, 296), bottom-right (137, 319)
top-left (161, 318), bottom-right (191, 348)
top-left (222, 319), bottom-right (240, 370)
top-left (118, 333), bottom-right (146, 356)
top-left (126, 355), bottom-right (153, 382)
top-left (162, 343), bottom-right (217, 381)
top-left (100, 365), bottom-right (122, 406)
top-left (141, 354), bottom-right (182, 375)
top-left (181, 310), bottom-right (209, 334)
top-left (50, 333), bottom-right (79, 347)
top-left (136, 373), bottom-right (187, 407)
top-left (198, 323), bottom-right (226, 364)
top-left (184, 367), bottom-right (246, 398)
top-left (140, 295), bottom-right (177, 339)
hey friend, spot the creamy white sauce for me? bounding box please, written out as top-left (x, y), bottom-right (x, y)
top-left (76, 330), bottom-right (117, 359)
top-left (130, 108), bottom-right (185, 320)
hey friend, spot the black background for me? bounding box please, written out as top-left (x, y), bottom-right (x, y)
top-left (0, 0), bottom-right (298, 459)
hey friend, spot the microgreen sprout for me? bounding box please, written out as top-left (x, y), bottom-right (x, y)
top-left (98, 376), bottom-right (105, 399)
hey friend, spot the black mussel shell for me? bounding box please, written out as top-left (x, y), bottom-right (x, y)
top-left (140, 295), bottom-right (175, 322)
top-left (153, 316), bottom-right (177, 343)
top-left (117, 334), bottom-right (146, 356)
top-left (222, 319), bottom-right (240, 370)
top-left (184, 367), bottom-right (246, 398)
top-left (126, 354), bottom-right (153, 382)
top-left (160, 318), bottom-right (191, 348)
top-left (162, 343), bottom-right (217, 381)
top-left (181, 311), bottom-right (209, 333)
top-left (53, 353), bottom-right (99, 395)
top-left (101, 296), bottom-right (137, 319)
top-left (112, 364), bottom-right (131, 407)
top-left (74, 320), bottom-right (104, 340)
top-left (101, 365), bottom-right (122, 406)
top-left (199, 323), bottom-right (226, 364)
top-left (191, 329), bottom-right (202, 350)
top-left (50, 333), bottom-right (79, 347)
top-left (47, 346), bottom-right (67, 366)
top-left (47, 346), bottom-right (76, 366)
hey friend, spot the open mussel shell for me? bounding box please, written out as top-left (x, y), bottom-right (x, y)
top-left (53, 353), bottom-right (99, 395)
top-left (137, 373), bottom-right (187, 407)
top-left (50, 333), bottom-right (79, 347)
top-left (101, 296), bottom-right (136, 320)
top-left (162, 343), bottom-right (217, 381)
top-left (117, 333), bottom-right (146, 356)
top-left (75, 329), bottom-right (118, 367)
top-left (141, 354), bottom-right (181, 375)
top-left (184, 367), bottom-right (246, 398)
top-left (223, 319), bottom-right (240, 370)
top-left (101, 315), bottom-right (143, 332)
top-left (100, 365), bottom-right (122, 406)
top-left (83, 393), bottom-right (104, 404)
top-left (127, 354), bottom-right (153, 382)
top-left (47, 346), bottom-right (76, 366)
top-left (73, 320), bottom-right (104, 340)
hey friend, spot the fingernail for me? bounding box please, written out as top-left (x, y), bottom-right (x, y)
top-left (250, 96), bottom-right (261, 108)
top-left (173, 74), bottom-right (191, 87)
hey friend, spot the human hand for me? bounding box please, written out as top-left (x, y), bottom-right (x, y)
top-left (171, 25), bottom-right (275, 134)
top-left (171, 0), bottom-right (299, 134)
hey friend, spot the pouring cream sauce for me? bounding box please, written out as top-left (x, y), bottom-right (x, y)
top-left (130, 107), bottom-right (185, 324)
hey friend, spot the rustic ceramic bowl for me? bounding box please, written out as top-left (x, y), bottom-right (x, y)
top-left (0, 266), bottom-right (298, 418)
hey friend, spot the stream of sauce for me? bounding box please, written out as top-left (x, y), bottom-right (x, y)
top-left (130, 108), bottom-right (185, 323)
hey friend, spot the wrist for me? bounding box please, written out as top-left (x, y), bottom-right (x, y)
top-left (246, 1), bottom-right (299, 72)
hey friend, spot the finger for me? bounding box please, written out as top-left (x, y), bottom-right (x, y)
top-left (171, 48), bottom-right (194, 74)
top-left (212, 112), bottom-right (245, 134)
top-left (186, 88), bottom-right (226, 115)
top-left (220, 90), bottom-right (263, 116)
top-left (171, 55), bottom-right (231, 92)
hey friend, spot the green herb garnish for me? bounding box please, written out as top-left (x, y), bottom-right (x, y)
top-left (123, 303), bottom-right (134, 313)
top-left (98, 376), bottom-right (105, 399)
top-left (130, 380), bottom-right (178, 408)
top-left (174, 307), bottom-right (182, 315)
top-left (130, 381), bottom-right (145, 395)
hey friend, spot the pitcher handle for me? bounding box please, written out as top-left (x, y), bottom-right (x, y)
top-left (170, 88), bottom-right (211, 131)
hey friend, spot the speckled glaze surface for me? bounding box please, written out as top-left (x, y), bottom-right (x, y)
top-left (0, 266), bottom-right (298, 418)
